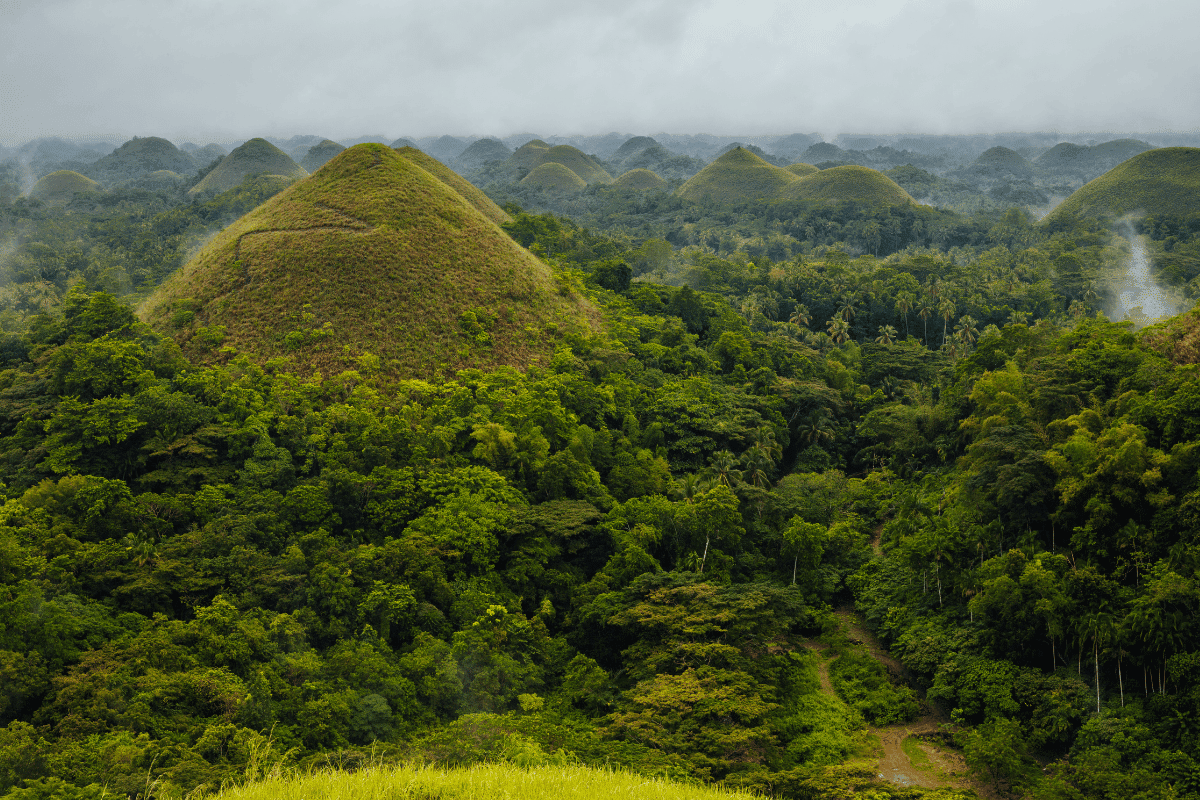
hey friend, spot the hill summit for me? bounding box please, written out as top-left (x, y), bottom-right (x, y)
top-left (189, 138), bottom-right (308, 195)
top-left (140, 144), bottom-right (594, 379)
top-left (1044, 147), bottom-right (1200, 224)
top-left (677, 147), bottom-right (796, 204)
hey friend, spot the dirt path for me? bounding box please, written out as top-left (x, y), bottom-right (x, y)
top-left (816, 608), bottom-right (988, 796)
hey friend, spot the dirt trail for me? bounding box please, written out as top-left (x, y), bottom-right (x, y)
top-left (815, 608), bottom-right (988, 796)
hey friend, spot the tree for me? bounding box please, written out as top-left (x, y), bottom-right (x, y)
top-left (827, 316), bottom-right (850, 345)
top-left (875, 325), bottom-right (898, 346)
top-left (782, 516), bottom-right (825, 586)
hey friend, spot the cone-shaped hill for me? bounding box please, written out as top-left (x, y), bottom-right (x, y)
top-left (189, 138), bottom-right (308, 195)
top-left (29, 170), bottom-right (100, 203)
top-left (300, 139), bottom-right (346, 173)
top-left (781, 165), bottom-right (915, 206)
top-left (677, 147), bottom-right (797, 204)
top-left (1044, 147), bottom-right (1200, 224)
top-left (509, 142), bottom-right (612, 184)
top-left (521, 162), bottom-right (587, 191)
top-left (613, 168), bottom-right (667, 190)
top-left (1035, 139), bottom-right (1155, 182)
top-left (83, 136), bottom-right (197, 184)
top-left (612, 136), bottom-right (659, 161)
top-left (511, 140), bottom-right (552, 170)
top-left (959, 146), bottom-right (1035, 183)
top-left (784, 163), bottom-right (819, 177)
top-left (456, 138), bottom-right (512, 170)
top-left (139, 144), bottom-right (595, 380)
top-left (394, 147), bottom-right (511, 225)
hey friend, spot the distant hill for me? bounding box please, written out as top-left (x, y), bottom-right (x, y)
top-left (784, 163), bottom-right (819, 177)
top-left (456, 138), bottom-right (512, 170)
top-left (1035, 139), bottom-right (1155, 184)
top-left (717, 142), bottom-right (788, 166)
top-left (140, 143), bottom-right (596, 380)
top-left (28, 170), bottom-right (100, 203)
top-left (765, 133), bottom-right (821, 160)
top-left (802, 142), bottom-right (848, 163)
top-left (1044, 147), bottom-right (1200, 224)
top-left (781, 165), bottom-right (915, 205)
top-left (189, 138), bottom-right (307, 195)
top-left (956, 146), bottom-right (1036, 184)
top-left (536, 145), bottom-right (612, 184)
top-left (677, 147), bottom-right (797, 204)
top-left (613, 168), bottom-right (667, 190)
top-left (612, 136), bottom-right (659, 161)
top-left (521, 162), bottom-right (587, 191)
top-left (186, 143), bottom-right (227, 166)
top-left (418, 135), bottom-right (469, 163)
top-left (83, 136), bottom-right (198, 184)
top-left (511, 140), bottom-right (552, 170)
top-left (389, 137), bottom-right (417, 149)
top-left (300, 139), bottom-right (346, 173)
top-left (394, 147), bottom-right (511, 225)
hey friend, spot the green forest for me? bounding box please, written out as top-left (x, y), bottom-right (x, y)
top-left (1, 132), bottom-right (1200, 800)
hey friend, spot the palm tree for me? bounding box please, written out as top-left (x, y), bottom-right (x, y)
top-left (789, 303), bottom-right (811, 327)
top-left (704, 450), bottom-right (742, 488)
top-left (938, 299), bottom-right (956, 347)
top-left (837, 292), bottom-right (857, 323)
top-left (895, 292), bottom-right (914, 338)
top-left (917, 300), bottom-right (933, 346)
top-left (954, 315), bottom-right (979, 346)
top-left (827, 316), bottom-right (850, 344)
top-left (875, 324), bottom-right (898, 345)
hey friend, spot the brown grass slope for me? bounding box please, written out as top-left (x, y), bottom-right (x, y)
top-left (393, 147), bottom-right (511, 225)
top-left (189, 138), bottom-right (308, 195)
top-left (29, 170), bottom-right (100, 203)
top-left (521, 162), bottom-right (588, 191)
top-left (140, 144), bottom-right (594, 380)
top-left (613, 168), bottom-right (667, 190)
top-left (1044, 147), bottom-right (1200, 224)
top-left (781, 165), bottom-right (915, 206)
top-left (677, 147), bottom-right (798, 204)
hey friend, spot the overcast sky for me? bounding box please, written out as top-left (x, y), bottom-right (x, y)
top-left (1, 0), bottom-right (1197, 146)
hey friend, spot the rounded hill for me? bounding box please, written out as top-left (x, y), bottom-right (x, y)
top-left (612, 136), bottom-right (659, 160)
top-left (677, 147), bottom-right (797, 204)
top-left (300, 139), bottom-right (346, 173)
top-left (189, 138), bottom-right (307, 195)
top-left (536, 145), bottom-right (612, 184)
top-left (83, 136), bottom-right (197, 184)
top-left (784, 163), bottom-right (819, 177)
top-left (521, 162), bottom-right (587, 191)
top-left (29, 170), bottom-right (99, 203)
top-left (139, 144), bottom-right (594, 380)
top-left (781, 165), bottom-right (914, 206)
top-left (511, 140), bottom-right (552, 170)
top-left (613, 168), bottom-right (667, 190)
top-left (1044, 147), bottom-right (1200, 224)
top-left (394, 146), bottom-right (511, 225)
top-left (456, 138), bottom-right (512, 170)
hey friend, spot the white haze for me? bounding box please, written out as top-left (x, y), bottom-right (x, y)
top-left (1, 0), bottom-right (1199, 144)
top-left (1109, 226), bottom-right (1188, 327)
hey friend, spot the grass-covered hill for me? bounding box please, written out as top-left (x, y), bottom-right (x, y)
top-left (390, 136), bottom-right (417, 149)
top-left (140, 143), bottom-right (595, 379)
top-left (613, 168), bottom-right (667, 190)
top-left (424, 135), bottom-right (469, 163)
top-left (520, 161), bottom-right (588, 191)
top-left (457, 138), bottom-right (513, 170)
top-left (215, 763), bottom-right (761, 800)
top-left (300, 139), bottom-right (347, 173)
top-left (677, 146), bottom-right (797, 204)
top-left (183, 142), bottom-right (228, 166)
top-left (82, 135), bottom-right (198, 184)
top-left (27, 169), bottom-right (99, 203)
top-left (512, 139), bottom-right (552, 169)
top-left (1035, 138), bottom-right (1155, 183)
top-left (536, 145), bottom-right (612, 184)
top-left (781, 165), bottom-right (915, 206)
top-left (611, 135), bottom-right (659, 161)
top-left (189, 138), bottom-right (308, 196)
top-left (784, 162), bottom-right (819, 177)
top-left (395, 146), bottom-right (512, 225)
top-left (956, 145), bottom-right (1035, 185)
top-left (1044, 147), bottom-right (1200, 224)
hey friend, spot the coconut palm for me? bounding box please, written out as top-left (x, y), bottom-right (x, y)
top-left (954, 315), bottom-right (979, 345)
top-left (827, 316), bottom-right (851, 344)
top-left (876, 324), bottom-right (898, 345)
top-left (789, 303), bottom-right (811, 327)
top-left (938, 299), bottom-right (956, 347)
top-left (895, 291), bottom-right (914, 338)
top-left (917, 300), bottom-right (933, 346)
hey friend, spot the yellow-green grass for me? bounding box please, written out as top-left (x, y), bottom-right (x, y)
top-left (901, 735), bottom-right (934, 771)
top-left (536, 145), bottom-right (612, 184)
top-left (1044, 147), bottom-right (1200, 224)
top-left (613, 168), bottom-right (667, 190)
top-left (214, 762), bottom-right (760, 800)
top-left (28, 170), bottom-right (99, 202)
top-left (190, 138), bottom-right (308, 195)
top-left (677, 147), bottom-right (799, 204)
top-left (781, 165), bottom-right (915, 206)
top-left (511, 139), bottom-right (552, 169)
top-left (784, 162), bottom-right (819, 177)
top-left (300, 139), bottom-right (346, 173)
top-left (140, 143), bottom-right (597, 380)
top-left (395, 146), bottom-right (512, 225)
top-left (968, 145), bottom-right (1034, 177)
top-left (521, 161), bottom-right (588, 191)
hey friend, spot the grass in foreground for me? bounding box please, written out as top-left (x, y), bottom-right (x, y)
top-left (215, 762), bottom-right (760, 800)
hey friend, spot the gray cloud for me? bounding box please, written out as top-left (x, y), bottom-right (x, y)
top-left (1, 0), bottom-right (1197, 145)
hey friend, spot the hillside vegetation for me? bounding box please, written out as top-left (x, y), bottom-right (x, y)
top-left (141, 143), bottom-right (594, 379)
top-left (395, 146), bottom-right (512, 225)
top-left (28, 170), bottom-right (99, 203)
top-left (1045, 146), bottom-right (1200, 223)
top-left (190, 138), bottom-right (308, 195)
top-left (677, 147), bottom-right (797, 204)
top-left (521, 161), bottom-right (588, 191)
top-left (782, 165), bottom-right (914, 206)
top-left (613, 168), bottom-right (668, 190)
